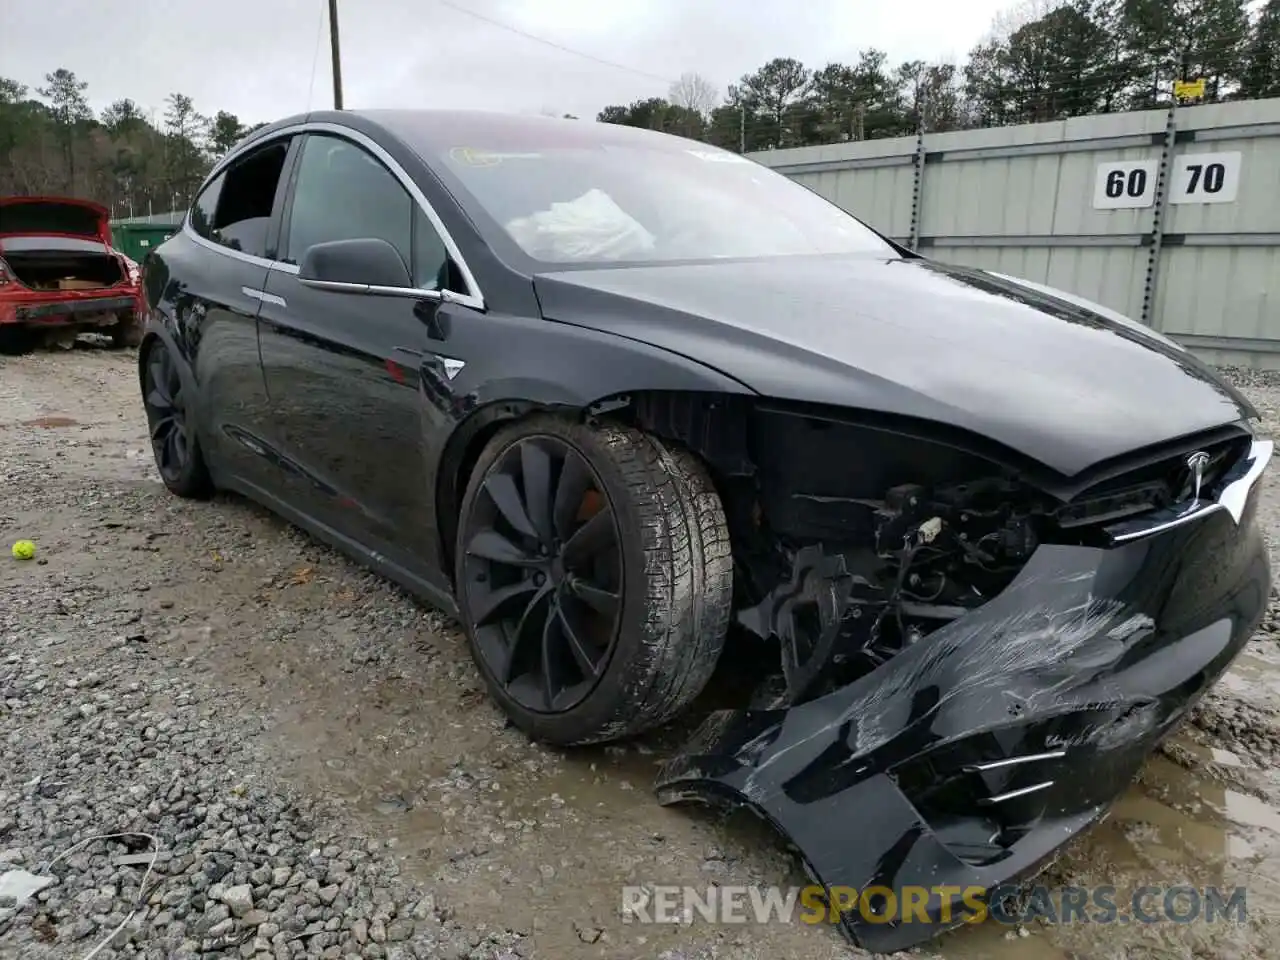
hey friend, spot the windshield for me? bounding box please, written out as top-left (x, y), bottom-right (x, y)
top-left (436, 138), bottom-right (897, 267)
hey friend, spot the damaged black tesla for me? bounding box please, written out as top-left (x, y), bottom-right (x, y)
top-left (139, 109), bottom-right (1272, 953)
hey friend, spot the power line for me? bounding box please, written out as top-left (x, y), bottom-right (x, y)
top-left (305, 0), bottom-right (326, 111)
top-left (432, 0), bottom-right (675, 86)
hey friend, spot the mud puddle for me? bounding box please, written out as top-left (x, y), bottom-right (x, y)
top-left (932, 730), bottom-right (1280, 958)
top-left (1220, 648), bottom-right (1280, 700)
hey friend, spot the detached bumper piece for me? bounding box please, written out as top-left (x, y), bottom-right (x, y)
top-left (13, 294), bottom-right (135, 322)
top-left (656, 441), bottom-right (1273, 954)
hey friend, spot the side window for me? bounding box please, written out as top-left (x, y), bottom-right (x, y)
top-left (209, 140), bottom-right (291, 260)
top-left (413, 206), bottom-right (451, 291)
top-left (189, 174), bottom-right (224, 240)
top-left (286, 136), bottom-right (412, 282)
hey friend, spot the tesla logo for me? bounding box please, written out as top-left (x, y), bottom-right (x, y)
top-left (1186, 451), bottom-right (1211, 501)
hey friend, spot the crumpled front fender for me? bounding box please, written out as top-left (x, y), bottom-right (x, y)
top-left (656, 470), bottom-right (1271, 953)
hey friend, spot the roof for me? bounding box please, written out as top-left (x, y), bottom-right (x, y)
top-left (347, 108), bottom-right (689, 154)
top-left (234, 108), bottom-right (695, 159)
top-left (111, 211), bottom-right (185, 228)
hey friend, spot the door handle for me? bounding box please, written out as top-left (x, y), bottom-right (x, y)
top-left (241, 286), bottom-right (287, 308)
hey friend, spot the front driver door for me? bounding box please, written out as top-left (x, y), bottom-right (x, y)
top-left (255, 131), bottom-right (466, 587)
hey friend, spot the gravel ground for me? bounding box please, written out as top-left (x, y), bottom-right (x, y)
top-left (3, 344), bottom-right (1280, 960)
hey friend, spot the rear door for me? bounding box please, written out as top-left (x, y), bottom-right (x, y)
top-left (255, 131), bottom-right (463, 585)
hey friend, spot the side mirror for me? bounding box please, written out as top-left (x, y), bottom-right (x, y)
top-left (298, 237), bottom-right (411, 290)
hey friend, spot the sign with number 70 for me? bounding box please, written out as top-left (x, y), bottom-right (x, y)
top-left (1169, 152), bottom-right (1241, 204)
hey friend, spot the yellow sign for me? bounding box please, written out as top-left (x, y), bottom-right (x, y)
top-left (1174, 78), bottom-right (1206, 100)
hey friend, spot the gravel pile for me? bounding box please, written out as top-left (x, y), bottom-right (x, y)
top-left (0, 617), bottom-right (527, 960)
top-left (1220, 365), bottom-right (1280, 431)
top-left (1216, 365), bottom-right (1280, 392)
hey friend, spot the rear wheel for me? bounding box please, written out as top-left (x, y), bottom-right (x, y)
top-left (111, 313), bottom-right (143, 348)
top-left (141, 339), bottom-right (213, 499)
top-left (0, 326), bottom-right (38, 355)
top-left (455, 415), bottom-right (732, 746)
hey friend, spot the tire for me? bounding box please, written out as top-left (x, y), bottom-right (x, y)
top-left (141, 338), bottom-right (214, 499)
top-left (111, 314), bottom-right (144, 348)
top-left (0, 326), bottom-right (38, 356)
top-left (455, 414), bottom-right (732, 746)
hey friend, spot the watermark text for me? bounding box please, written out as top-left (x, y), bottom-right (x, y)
top-left (620, 883), bottom-right (1248, 927)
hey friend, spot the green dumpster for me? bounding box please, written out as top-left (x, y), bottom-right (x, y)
top-left (109, 211), bottom-right (185, 263)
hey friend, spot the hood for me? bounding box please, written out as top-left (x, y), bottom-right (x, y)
top-left (0, 197), bottom-right (112, 246)
top-left (532, 256), bottom-right (1254, 477)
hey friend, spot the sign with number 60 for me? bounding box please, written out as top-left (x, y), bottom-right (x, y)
top-left (1169, 152), bottom-right (1241, 204)
top-left (1092, 160), bottom-right (1158, 209)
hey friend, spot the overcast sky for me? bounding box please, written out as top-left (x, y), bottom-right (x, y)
top-left (1, 0), bottom-right (1013, 124)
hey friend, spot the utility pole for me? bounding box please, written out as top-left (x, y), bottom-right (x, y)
top-left (328, 0), bottom-right (344, 110)
top-left (739, 104), bottom-right (746, 153)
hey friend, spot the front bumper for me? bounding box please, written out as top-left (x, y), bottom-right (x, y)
top-left (656, 439), bottom-right (1273, 954)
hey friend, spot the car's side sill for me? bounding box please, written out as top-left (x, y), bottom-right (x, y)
top-left (216, 474), bottom-right (459, 619)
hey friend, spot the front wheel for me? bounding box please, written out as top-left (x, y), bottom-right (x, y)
top-left (455, 415), bottom-right (732, 746)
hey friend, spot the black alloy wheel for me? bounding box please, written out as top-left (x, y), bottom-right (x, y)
top-left (145, 344), bottom-right (189, 483)
top-left (456, 415), bottom-right (734, 747)
top-left (460, 434), bottom-right (624, 714)
top-left (141, 340), bottom-right (212, 498)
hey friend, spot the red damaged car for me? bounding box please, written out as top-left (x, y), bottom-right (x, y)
top-left (0, 196), bottom-right (144, 353)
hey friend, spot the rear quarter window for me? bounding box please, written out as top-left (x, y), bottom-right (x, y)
top-left (189, 174), bottom-right (225, 240)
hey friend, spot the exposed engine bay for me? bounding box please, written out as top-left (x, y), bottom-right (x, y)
top-left (735, 474), bottom-right (1041, 705)
top-left (611, 391), bottom-right (1252, 709)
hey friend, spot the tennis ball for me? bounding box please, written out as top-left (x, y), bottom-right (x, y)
top-left (11, 539), bottom-right (35, 560)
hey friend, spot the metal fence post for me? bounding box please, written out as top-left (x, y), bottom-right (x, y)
top-left (907, 129), bottom-right (926, 251)
top-left (1141, 103), bottom-right (1179, 329)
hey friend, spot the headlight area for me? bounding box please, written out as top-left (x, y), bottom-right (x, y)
top-left (619, 392), bottom-right (1256, 710)
top-left (729, 403), bottom-right (1054, 706)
